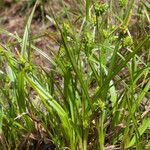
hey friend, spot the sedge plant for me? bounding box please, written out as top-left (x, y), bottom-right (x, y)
top-left (0, 0), bottom-right (150, 149)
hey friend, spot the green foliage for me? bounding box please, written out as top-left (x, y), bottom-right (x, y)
top-left (119, 0), bottom-right (126, 7)
top-left (0, 0), bottom-right (149, 149)
top-left (94, 2), bottom-right (108, 16)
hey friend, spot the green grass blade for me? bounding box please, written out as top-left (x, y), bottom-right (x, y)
top-left (127, 118), bottom-right (150, 148)
top-left (21, 0), bottom-right (38, 58)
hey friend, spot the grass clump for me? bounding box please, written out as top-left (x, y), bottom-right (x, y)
top-left (0, 0), bottom-right (150, 149)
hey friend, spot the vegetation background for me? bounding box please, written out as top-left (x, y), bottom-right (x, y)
top-left (0, 0), bottom-right (149, 149)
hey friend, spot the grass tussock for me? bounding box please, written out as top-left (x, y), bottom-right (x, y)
top-left (0, 0), bottom-right (150, 149)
